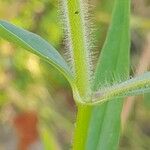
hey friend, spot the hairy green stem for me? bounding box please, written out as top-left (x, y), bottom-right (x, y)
top-left (64, 0), bottom-right (91, 98)
top-left (63, 1), bottom-right (92, 149)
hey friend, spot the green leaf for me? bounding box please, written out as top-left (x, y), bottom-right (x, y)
top-left (0, 20), bottom-right (74, 85)
top-left (85, 0), bottom-right (131, 150)
top-left (88, 72), bottom-right (150, 105)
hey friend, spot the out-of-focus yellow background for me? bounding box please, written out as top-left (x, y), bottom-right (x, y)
top-left (0, 0), bottom-right (150, 150)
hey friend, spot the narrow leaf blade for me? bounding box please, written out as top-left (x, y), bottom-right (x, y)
top-left (86, 0), bottom-right (131, 149)
top-left (91, 72), bottom-right (150, 104)
top-left (0, 20), bottom-right (74, 84)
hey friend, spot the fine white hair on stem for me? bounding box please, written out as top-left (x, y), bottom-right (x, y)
top-left (80, 0), bottom-right (97, 82)
top-left (58, 0), bottom-right (75, 75)
top-left (59, 0), bottom-right (97, 83)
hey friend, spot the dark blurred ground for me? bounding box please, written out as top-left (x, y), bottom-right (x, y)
top-left (0, 0), bottom-right (150, 150)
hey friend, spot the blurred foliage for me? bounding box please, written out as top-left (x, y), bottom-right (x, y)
top-left (0, 0), bottom-right (73, 149)
top-left (0, 0), bottom-right (150, 149)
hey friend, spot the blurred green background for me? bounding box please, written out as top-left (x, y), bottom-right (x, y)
top-left (0, 0), bottom-right (150, 150)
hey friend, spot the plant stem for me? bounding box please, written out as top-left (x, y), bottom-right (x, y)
top-left (62, 0), bottom-right (93, 148)
top-left (62, 0), bottom-right (93, 149)
top-left (63, 0), bottom-right (91, 99)
top-left (72, 105), bottom-right (92, 150)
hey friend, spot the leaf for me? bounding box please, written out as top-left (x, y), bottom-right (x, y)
top-left (0, 20), bottom-right (74, 85)
top-left (87, 72), bottom-right (150, 105)
top-left (85, 0), bottom-right (131, 150)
